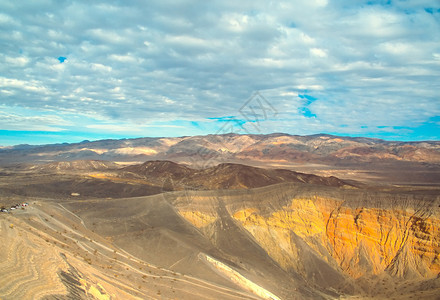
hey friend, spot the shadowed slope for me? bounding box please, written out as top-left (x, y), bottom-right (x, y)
top-left (0, 200), bottom-right (269, 300)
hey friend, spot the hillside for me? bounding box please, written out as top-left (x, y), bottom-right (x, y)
top-left (27, 160), bottom-right (120, 172)
top-left (121, 160), bottom-right (354, 190)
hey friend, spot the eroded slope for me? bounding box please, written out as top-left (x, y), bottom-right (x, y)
top-left (172, 184), bottom-right (440, 298)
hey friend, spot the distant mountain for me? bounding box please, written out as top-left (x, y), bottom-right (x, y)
top-left (2, 133), bottom-right (439, 165)
top-left (1, 133), bottom-right (439, 185)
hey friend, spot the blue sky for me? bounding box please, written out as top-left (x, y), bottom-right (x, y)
top-left (0, 0), bottom-right (439, 146)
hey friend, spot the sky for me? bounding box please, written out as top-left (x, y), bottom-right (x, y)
top-left (1, 0), bottom-right (440, 146)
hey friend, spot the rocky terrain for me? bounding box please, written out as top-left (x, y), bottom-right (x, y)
top-left (0, 133), bottom-right (439, 299)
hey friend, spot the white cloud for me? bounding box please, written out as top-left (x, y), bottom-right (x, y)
top-left (4, 55), bottom-right (29, 66)
top-left (108, 54), bottom-right (138, 63)
top-left (0, 0), bottom-right (439, 143)
top-left (0, 77), bottom-right (50, 93)
top-left (0, 106), bottom-right (72, 131)
top-left (90, 63), bottom-right (112, 73)
top-left (310, 48), bottom-right (327, 58)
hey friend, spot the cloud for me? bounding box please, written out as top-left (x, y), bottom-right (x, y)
top-left (0, 105), bottom-right (72, 131)
top-left (0, 77), bottom-right (51, 94)
top-left (0, 0), bottom-right (439, 145)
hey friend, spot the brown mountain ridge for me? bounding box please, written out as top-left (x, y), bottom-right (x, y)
top-left (121, 160), bottom-right (354, 190)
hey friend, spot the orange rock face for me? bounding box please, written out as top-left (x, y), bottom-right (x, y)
top-left (232, 196), bottom-right (440, 280)
top-left (326, 205), bottom-right (440, 278)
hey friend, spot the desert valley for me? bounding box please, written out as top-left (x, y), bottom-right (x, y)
top-left (0, 133), bottom-right (439, 299)
top-left (3, 0), bottom-right (439, 298)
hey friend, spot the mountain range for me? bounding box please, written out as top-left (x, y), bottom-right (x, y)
top-left (1, 133), bottom-right (440, 185)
